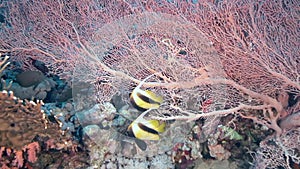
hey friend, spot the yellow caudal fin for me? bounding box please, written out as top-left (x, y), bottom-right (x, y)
top-left (144, 90), bottom-right (163, 104)
top-left (146, 120), bottom-right (166, 133)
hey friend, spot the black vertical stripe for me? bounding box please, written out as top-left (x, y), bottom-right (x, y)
top-left (137, 92), bottom-right (161, 105)
top-left (129, 91), bottom-right (161, 111)
top-left (130, 95), bottom-right (148, 111)
top-left (138, 123), bottom-right (159, 135)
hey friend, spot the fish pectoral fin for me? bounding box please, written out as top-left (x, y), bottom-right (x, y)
top-left (144, 90), bottom-right (163, 103)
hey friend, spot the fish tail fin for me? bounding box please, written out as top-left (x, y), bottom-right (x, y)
top-left (148, 120), bottom-right (166, 133)
top-left (156, 121), bottom-right (166, 133)
top-left (144, 90), bottom-right (163, 104)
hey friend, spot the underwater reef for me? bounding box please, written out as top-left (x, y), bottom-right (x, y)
top-left (0, 0), bottom-right (299, 168)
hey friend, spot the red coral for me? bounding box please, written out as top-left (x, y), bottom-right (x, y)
top-left (0, 147), bottom-right (5, 159)
top-left (0, 142), bottom-right (40, 168)
top-left (13, 150), bottom-right (23, 168)
top-left (24, 142), bottom-right (40, 163)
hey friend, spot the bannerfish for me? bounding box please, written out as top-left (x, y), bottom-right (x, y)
top-left (127, 109), bottom-right (166, 141)
top-left (130, 74), bottom-right (163, 111)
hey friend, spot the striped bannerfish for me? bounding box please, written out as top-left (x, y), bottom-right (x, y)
top-left (130, 74), bottom-right (163, 111)
top-left (127, 110), bottom-right (166, 140)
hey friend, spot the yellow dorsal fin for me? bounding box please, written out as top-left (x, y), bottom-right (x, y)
top-left (144, 90), bottom-right (163, 103)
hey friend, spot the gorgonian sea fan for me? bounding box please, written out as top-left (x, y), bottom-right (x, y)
top-left (73, 12), bottom-right (227, 118)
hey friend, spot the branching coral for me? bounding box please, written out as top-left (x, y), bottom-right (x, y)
top-left (0, 90), bottom-right (47, 149)
top-left (253, 128), bottom-right (300, 169)
top-left (0, 90), bottom-right (52, 168)
top-left (0, 78), bottom-right (72, 168)
top-left (0, 53), bottom-right (84, 168)
top-left (0, 89), bottom-right (80, 168)
top-left (0, 54), bottom-right (12, 90)
top-left (0, 53), bottom-right (9, 75)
